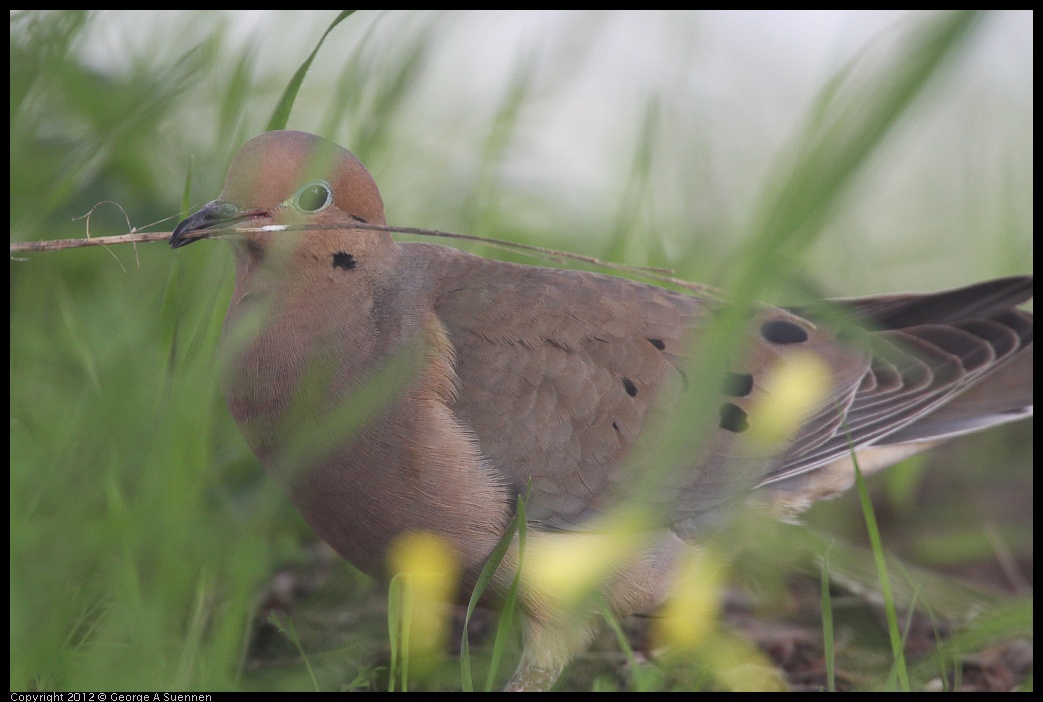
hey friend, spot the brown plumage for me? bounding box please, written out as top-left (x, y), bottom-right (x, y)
top-left (171, 130), bottom-right (1032, 690)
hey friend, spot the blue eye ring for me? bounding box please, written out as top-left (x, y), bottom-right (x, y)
top-left (293, 180), bottom-right (332, 213)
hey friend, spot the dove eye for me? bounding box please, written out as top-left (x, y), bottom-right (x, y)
top-left (292, 181), bottom-right (332, 213)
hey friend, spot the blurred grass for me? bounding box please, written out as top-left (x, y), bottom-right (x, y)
top-left (10, 9), bottom-right (1032, 692)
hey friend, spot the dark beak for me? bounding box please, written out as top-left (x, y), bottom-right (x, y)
top-left (169, 200), bottom-right (264, 249)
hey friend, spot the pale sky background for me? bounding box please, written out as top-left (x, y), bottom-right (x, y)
top-left (56, 11), bottom-right (1037, 291)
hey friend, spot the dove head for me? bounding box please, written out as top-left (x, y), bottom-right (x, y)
top-left (169, 130), bottom-right (387, 255)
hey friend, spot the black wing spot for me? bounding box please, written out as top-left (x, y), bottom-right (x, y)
top-left (761, 319), bottom-right (808, 344)
top-left (622, 377), bottom-right (638, 397)
top-left (677, 368), bottom-right (689, 392)
top-left (332, 252), bottom-right (357, 271)
top-left (647, 338), bottom-right (666, 350)
top-left (723, 372), bottom-right (754, 397)
top-left (719, 402), bottom-right (749, 433)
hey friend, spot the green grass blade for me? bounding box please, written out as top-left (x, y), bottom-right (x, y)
top-left (387, 575), bottom-right (402, 691)
top-left (459, 502), bottom-right (519, 691)
top-left (485, 493), bottom-right (528, 691)
top-left (265, 10), bottom-right (356, 131)
top-left (852, 453), bottom-right (910, 690)
top-left (820, 539), bottom-right (836, 692)
top-left (267, 612), bottom-right (321, 691)
top-left (750, 11), bottom-right (983, 261)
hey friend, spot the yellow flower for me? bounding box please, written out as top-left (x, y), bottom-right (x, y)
top-left (746, 351), bottom-right (831, 443)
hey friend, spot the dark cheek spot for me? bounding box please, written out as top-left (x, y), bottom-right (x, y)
top-left (350, 215), bottom-right (367, 223)
top-left (332, 252), bottom-right (357, 270)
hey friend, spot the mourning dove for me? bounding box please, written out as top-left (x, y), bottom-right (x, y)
top-left (170, 130), bottom-right (1033, 691)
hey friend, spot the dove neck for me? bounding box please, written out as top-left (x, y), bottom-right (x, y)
top-left (220, 232), bottom-right (412, 438)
